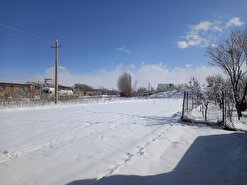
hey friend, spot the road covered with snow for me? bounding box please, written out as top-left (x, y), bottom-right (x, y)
top-left (0, 98), bottom-right (246, 185)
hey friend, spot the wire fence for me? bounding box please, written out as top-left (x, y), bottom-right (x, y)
top-left (181, 91), bottom-right (236, 127)
top-left (0, 95), bottom-right (121, 109)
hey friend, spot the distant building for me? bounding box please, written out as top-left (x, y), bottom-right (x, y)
top-left (0, 82), bottom-right (38, 91)
top-left (44, 78), bottom-right (73, 91)
top-left (0, 82), bottom-right (39, 98)
top-left (44, 78), bottom-right (55, 86)
top-left (157, 83), bottom-right (174, 91)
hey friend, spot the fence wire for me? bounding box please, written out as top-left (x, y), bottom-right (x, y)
top-left (182, 91), bottom-right (223, 125)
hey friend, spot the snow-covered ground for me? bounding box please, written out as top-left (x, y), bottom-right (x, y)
top-left (0, 98), bottom-right (246, 185)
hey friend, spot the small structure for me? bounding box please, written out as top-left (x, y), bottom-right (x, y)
top-left (43, 78), bottom-right (73, 95)
top-left (44, 78), bottom-right (55, 86)
top-left (58, 85), bottom-right (73, 91)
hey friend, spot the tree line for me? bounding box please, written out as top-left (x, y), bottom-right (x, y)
top-left (117, 29), bottom-right (247, 121)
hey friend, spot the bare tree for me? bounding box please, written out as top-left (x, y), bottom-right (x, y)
top-left (201, 87), bottom-right (210, 121)
top-left (206, 75), bottom-right (225, 107)
top-left (136, 87), bottom-right (148, 96)
top-left (208, 30), bottom-right (247, 119)
top-left (117, 72), bottom-right (132, 97)
top-left (75, 84), bottom-right (94, 92)
top-left (232, 29), bottom-right (247, 56)
top-left (188, 77), bottom-right (202, 106)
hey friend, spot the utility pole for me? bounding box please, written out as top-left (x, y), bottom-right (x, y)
top-left (51, 39), bottom-right (61, 104)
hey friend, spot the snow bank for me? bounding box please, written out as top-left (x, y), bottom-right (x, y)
top-left (226, 116), bottom-right (247, 131)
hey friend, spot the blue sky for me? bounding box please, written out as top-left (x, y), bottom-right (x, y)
top-left (0, 0), bottom-right (246, 88)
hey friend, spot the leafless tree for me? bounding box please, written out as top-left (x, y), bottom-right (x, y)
top-left (232, 29), bottom-right (247, 56)
top-left (208, 30), bottom-right (247, 119)
top-left (75, 84), bottom-right (94, 92)
top-left (117, 72), bottom-right (132, 97)
top-left (206, 75), bottom-right (225, 107)
top-left (136, 87), bottom-right (147, 96)
top-left (201, 87), bottom-right (210, 121)
top-left (188, 77), bottom-right (202, 105)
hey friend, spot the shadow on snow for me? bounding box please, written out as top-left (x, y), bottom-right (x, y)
top-left (65, 132), bottom-right (247, 185)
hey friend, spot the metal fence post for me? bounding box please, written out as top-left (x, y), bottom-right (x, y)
top-left (186, 91), bottom-right (189, 114)
top-left (182, 91), bottom-right (186, 120)
top-left (222, 91), bottom-right (225, 127)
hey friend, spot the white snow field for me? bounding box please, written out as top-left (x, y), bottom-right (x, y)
top-left (0, 98), bottom-right (247, 185)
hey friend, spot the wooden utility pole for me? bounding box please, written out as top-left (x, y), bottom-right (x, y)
top-left (51, 39), bottom-right (61, 104)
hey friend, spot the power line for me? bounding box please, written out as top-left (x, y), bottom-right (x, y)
top-left (0, 17), bottom-right (50, 41)
top-left (0, 17), bottom-right (37, 30)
